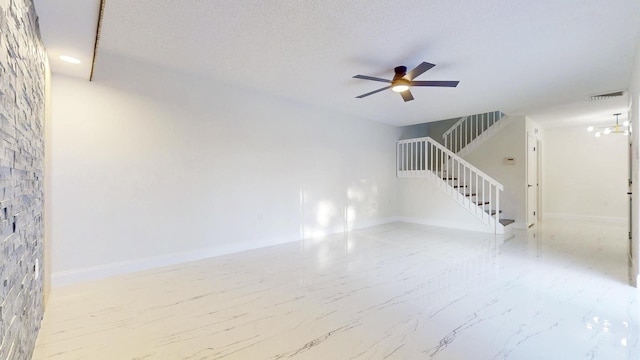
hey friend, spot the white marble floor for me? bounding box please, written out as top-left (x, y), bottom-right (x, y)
top-left (32, 220), bottom-right (639, 359)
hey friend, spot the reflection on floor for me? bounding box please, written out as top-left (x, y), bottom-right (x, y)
top-left (32, 220), bottom-right (638, 359)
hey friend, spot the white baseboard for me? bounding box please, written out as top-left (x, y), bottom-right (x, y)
top-left (543, 213), bottom-right (627, 224)
top-left (631, 257), bottom-right (639, 288)
top-left (348, 217), bottom-right (398, 231)
top-left (52, 217), bottom-right (397, 287)
top-left (51, 241), bottom-right (288, 287)
top-left (395, 216), bottom-right (496, 234)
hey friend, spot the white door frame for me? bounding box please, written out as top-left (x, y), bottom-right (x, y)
top-left (527, 132), bottom-right (538, 227)
top-left (537, 139), bottom-right (543, 221)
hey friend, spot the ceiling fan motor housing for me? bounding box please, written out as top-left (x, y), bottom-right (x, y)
top-left (393, 66), bottom-right (407, 80)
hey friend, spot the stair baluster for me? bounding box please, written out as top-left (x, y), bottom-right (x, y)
top-left (397, 136), bottom-right (504, 233)
top-left (443, 111), bottom-right (504, 154)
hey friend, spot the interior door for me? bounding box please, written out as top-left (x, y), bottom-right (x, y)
top-left (527, 133), bottom-right (538, 227)
top-left (537, 139), bottom-right (543, 221)
top-left (629, 117), bottom-right (633, 246)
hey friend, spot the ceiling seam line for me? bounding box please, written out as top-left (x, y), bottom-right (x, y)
top-left (89, 0), bottom-right (106, 81)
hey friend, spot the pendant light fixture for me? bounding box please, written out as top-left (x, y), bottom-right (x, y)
top-left (586, 113), bottom-right (628, 137)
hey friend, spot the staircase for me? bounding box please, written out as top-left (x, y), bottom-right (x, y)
top-left (397, 111), bottom-right (516, 234)
top-left (442, 111), bottom-right (505, 155)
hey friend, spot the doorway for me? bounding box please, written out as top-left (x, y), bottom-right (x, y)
top-left (527, 133), bottom-right (538, 227)
top-left (537, 139), bottom-right (543, 222)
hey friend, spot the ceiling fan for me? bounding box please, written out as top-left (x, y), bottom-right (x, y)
top-left (353, 62), bottom-right (459, 102)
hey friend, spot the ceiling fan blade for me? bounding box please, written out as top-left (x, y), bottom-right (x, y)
top-left (356, 86), bottom-right (391, 98)
top-left (411, 80), bottom-right (459, 87)
top-left (400, 90), bottom-right (414, 102)
top-left (353, 75), bottom-right (392, 83)
top-left (405, 62), bottom-right (436, 80)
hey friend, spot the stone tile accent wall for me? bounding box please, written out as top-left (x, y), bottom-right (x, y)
top-left (0, 0), bottom-right (46, 359)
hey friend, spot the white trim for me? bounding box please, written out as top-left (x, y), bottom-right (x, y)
top-left (396, 136), bottom-right (504, 233)
top-left (52, 241), bottom-right (288, 287)
top-left (632, 257), bottom-right (639, 288)
top-left (52, 217), bottom-right (397, 287)
top-left (543, 213), bottom-right (628, 224)
top-left (394, 216), bottom-right (502, 234)
top-left (348, 217), bottom-right (398, 231)
top-left (508, 221), bottom-right (527, 230)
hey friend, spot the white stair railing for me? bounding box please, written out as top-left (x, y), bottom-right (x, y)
top-left (397, 136), bottom-right (504, 233)
top-left (442, 111), bottom-right (503, 153)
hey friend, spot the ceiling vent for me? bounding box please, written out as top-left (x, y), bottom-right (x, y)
top-left (588, 90), bottom-right (625, 102)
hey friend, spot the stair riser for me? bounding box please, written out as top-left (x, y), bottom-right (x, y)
top-left (396, 136), bottom-right (504, 233)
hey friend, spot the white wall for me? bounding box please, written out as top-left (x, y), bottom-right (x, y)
top-left (462, 116), bottom-right (527, 227)
top-left (396, 178), bottom-right (496, 233)
top-left (629, 40), bottom-right (640, 286)
top-left (398, 117), bottom-right (459, 142)
top-left (44, 54), bottom-right (52, 303)
top-left (50, 53), bottom-right (400, 285)
top-left (543, 126), bottom-right (628, 222)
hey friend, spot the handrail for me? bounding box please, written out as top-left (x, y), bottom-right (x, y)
top-left (442, 116), bottom-right (467, 138)
top-left (396, 136), bottom-right (503, 232)
top-left (397, 136), bottom-right (504, 190)
top-left (442, 111), bottom-right (503, 153)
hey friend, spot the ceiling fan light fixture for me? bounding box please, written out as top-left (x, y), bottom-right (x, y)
top-left (391, 78), bottom-right (410, 93)
top-left (392, 85), bottom-right (410, 93)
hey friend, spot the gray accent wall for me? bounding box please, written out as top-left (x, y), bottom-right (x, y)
top-left (0, 0), bottom-right (47, 359)
top-left (399, 117), bottom-right (460, 144)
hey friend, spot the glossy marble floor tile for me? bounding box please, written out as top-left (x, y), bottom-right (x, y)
top-left (32, 220), bottom-right (638, 359)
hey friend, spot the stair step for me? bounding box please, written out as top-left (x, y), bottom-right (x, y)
top-left (499, 219), bottom-right (515, 226)
top-left (463, 193), bottom-right (477, 197)
top-left (441, 177), bottom-right (458, 180)
top-left (485, 209), bottom-right (503, 215)
top-left (453, 185), bottom-right (467, 188)
top-left (473, 201), bottom-right (490, 206)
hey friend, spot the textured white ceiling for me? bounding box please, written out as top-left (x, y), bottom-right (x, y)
top-left (36, 0), bottom-right (640, 126)
top-left (33, 0), bottom-right (100, 79)
top-left (527, 95), bottom-right (630, 129)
